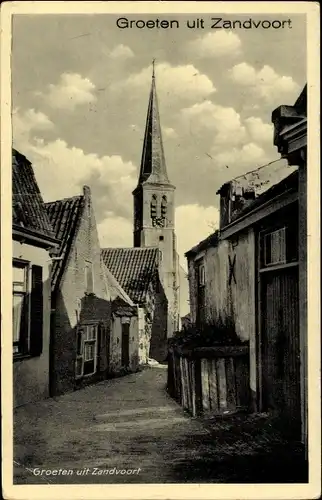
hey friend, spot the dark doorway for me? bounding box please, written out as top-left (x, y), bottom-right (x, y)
top-left (121, 321), bottom-right (130, 367)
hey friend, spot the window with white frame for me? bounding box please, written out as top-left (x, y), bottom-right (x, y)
top-left (13, 261), bottom-right (30, 354)
top-left (75, 324), bottom-right (98, 378)
top-left (264, 227), bottom-right (287, 266)
top-left (85, 261), bottom-right (94, 294)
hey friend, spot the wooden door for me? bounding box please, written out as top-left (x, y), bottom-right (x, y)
top-left (261, 266), bottom-right (300, 422)
top-left (121, 321), bottom-right (130, 367)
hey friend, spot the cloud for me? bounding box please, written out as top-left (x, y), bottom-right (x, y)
top-left (213, 142), bottom-right (272, 171)
top-left (113, 62), bottom-right (216, 103)
top-left (97, 203), bottom-right (221, 271)
top-left (244, 117), bottom-right (273, 144)
top-left (181, 100), bottom-right (246, 146)
top-left (163, 127), bottom-right (177, 138)
top-left (178, 102), bottom-right (276, 177)
top-left (187, 31), bottom-right (242, 58)
top-left (38, 73), bottom-right (96, 110)
top-left (109, 44), bottom-right (134, 59)
top-left (98, 215), bottom-right (133, 248)
top-left (96, 202), bottom-right (221, 274)
top-left (175, 204), bottom-right (220, 266)
top-left (12, 108), bottom-right (54, 149)
top-left (229, 63), bottom-right (300, 103)
top-left (13, 122), bottom-right (138, 218)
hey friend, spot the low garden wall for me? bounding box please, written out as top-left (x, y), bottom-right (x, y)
top-left (167, 344), bottom-right (250, 417)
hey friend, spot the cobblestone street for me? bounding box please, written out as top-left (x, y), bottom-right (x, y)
top-left (14, 366), bottom-right (307, 484)
top-left (14, 367), bottom-right (212, 484)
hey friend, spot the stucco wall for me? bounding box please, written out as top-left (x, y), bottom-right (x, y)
top-left (129, 315), bottom-right (139, 370)
top-left (188, 231), bottom-right (255, 340)
top-left (187, 229), bottom-right (257, 404)
top-left (138, 307), bottom-right (149, 364)
top-left (109, 316), bottom-right (121, 373)
top-left (13, 240), bottom-right (52, 407)
top-left (109, 315), bottom-right (139, 373)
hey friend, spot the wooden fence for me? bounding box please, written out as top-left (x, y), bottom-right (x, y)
top-left (167, 345), bottom-right (250, 417)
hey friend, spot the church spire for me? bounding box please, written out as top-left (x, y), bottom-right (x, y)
top-left (137, 61), bottom-right (169, 185)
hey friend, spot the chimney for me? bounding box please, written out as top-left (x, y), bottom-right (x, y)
top-left (83, 185), bottom-right (91, 216)
top-left (83, 185), bottom-right (91, 198)
top-left (217, 182), bottom-right (233, 229)
top-left (217, 179), bottom-right (256, 229)
top-left (231, 182), bottom-right (256, 217)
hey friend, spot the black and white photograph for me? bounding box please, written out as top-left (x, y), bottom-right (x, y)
top-left (1, 1), bottom-right (320, 498)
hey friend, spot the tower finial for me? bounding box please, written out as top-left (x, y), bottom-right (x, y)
top-left (152, 58), bottom-right (156, 78)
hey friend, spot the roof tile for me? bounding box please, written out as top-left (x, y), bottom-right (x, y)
top-left (101, 247), bottom-right (159, 304)
top-left (12, 149), bottom-right (55, 239)
top-left (45, 195), bottom-right (84, 290)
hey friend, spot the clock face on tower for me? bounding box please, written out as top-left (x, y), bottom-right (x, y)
top-left (152, 216), bottom-right (165, 228)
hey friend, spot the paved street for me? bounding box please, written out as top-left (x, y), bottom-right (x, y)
top-left (14, 366), bottom-right (307, 484)
top-left (14, 366), bottom-right (212, 484)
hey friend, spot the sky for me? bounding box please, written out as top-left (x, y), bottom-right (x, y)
top-left (12, 13), bottom-right (306, 271)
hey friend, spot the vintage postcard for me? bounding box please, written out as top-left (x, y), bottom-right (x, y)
top-left (1, 1), bottom-right (320, 499)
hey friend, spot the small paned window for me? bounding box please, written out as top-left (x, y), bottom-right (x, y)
top-left (264, 227), bottom-right (286, 266)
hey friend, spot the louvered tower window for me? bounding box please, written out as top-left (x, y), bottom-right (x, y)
top-left (161, 195), bottom-right (167, 219)
top-left (150, 194), bottom-right (157, 219)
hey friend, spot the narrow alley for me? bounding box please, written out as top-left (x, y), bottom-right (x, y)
top-left (14, 366), bottom-right (307, 485)
top-left (14, 366), bottom-right (210, 484)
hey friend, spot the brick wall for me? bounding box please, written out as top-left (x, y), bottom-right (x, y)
top-left (51, 189), bottom-right (112, 396)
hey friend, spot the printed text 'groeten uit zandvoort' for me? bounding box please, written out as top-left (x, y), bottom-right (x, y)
top-left (116, 17), bottom-right (293, 30)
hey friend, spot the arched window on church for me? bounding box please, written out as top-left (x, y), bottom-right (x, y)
top-left (161, 195), bottom-right (167, 219)
top-left (150, 194), bottom-right (157, 220)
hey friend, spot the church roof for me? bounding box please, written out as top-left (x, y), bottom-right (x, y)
top-left (45, 193), bottom-right (85, 291)
top-left (101, 247), bottom-right (160, 305)
top-left (12, 149), bottom-right (57, 241)
top-left (137, 65), bottom-right (170, 186)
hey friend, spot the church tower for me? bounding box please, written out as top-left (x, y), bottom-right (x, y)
top-left (132, 62), bottom-right (180, 338)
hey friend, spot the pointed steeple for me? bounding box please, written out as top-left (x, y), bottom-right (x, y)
top-left (138, 61), bottom-right (170, 185)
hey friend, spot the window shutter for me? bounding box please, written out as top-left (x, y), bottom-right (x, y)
top-left (30, 265), bottom-right (43, 356)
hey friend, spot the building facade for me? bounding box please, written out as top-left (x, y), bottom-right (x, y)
top-left (102, 262), bottom-right (140, 374)
top-left (185, 86), bottom-right (307, 446)
top-left (132, 66), bottom-right (181, 339)
top-left (272, 85), bottom-right (307, 451)
top-left (101, 247), bottom-right (168, 364)
top-left (45, 187), bottom-right (112, 396)
top-left (12, 149), bottom-right (59, 407)
top-left (186, 164), bottom-right (301, 435)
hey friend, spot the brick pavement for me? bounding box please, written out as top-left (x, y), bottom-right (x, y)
top-left (13, 366), bottom-right (308, 485)
top-left (13, 366), bottom-right (211, 484)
